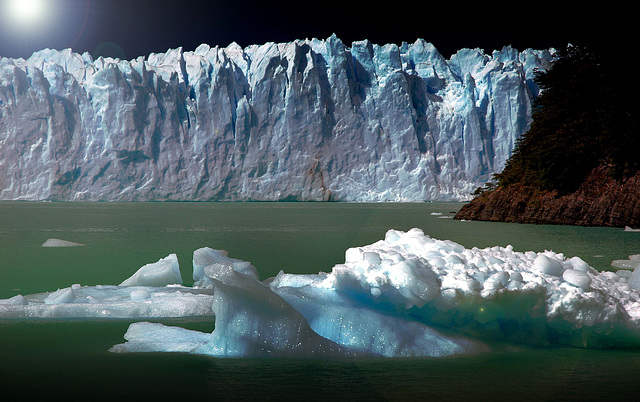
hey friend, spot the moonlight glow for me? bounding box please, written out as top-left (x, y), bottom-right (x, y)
top-left (6, 0), bottom-right (46, 25)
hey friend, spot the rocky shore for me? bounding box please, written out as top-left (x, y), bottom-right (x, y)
top-left (454, 167), bottom-right (640, 228)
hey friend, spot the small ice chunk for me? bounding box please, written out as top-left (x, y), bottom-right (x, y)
top-left (193, 248), bottom-right (228, 282)
top-left (465, 279), bottom-right (482, 292)
top-left (611, 260), bottom-right (640, 270)
top-left (130, 288), bottom-right (151, 301)
top-left (483, 279), bottom-right (504, 292)
top-left (384, 230), bottom-right (401, 242)
top-left (193, 247), bottom-right (259, 286)
top-left (565, 256), bottom-right (590, 272)
top-left (0, 294), bottom-right (27, 305)
top-left (628, 266), bottom-right (640, 291)
top-left (490, 272), bottom-right (510, 286)
top-left (617, 270), bottom-right (633, 279)
top-left (509, 272), bottom-right (523, 282)
top-left (120, 254), bottom-right (182, 287)
top-left (446, 254), bottom-right (464, 265)
top-left (533, 255), bottom-right (564, 276)
top-left (562, 269), bottom-right (592, 291)
top-left (363, 252), bottom-right (382, 265)
top-left (600, 271), bottom-right (619, 282)
top-left (42, 238), bottom-right (84, 247)
top-left (345, 247), bottom-right (363, 263)
top-left (110, 322), bottom-right (211, 353)
top-left (44, 288), bottom-right (75, 304)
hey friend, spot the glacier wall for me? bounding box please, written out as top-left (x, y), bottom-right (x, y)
top-left (0, 35), bottom-right (554, 201)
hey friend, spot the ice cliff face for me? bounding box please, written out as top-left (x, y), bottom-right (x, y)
top-left (0, 35), bottom-right (554, 201)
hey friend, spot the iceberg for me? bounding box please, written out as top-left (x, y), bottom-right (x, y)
top-left (4, 229), bottom-right (640, 357)
top-left (0, 37), bottom-right (554, 202)
top-left (182, 265), bottom-right (352, 357)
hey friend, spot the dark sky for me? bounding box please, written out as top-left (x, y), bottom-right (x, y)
top-left (0, 0), bottom-right (629, 60)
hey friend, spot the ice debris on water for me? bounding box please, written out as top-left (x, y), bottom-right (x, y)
top-left (0, 254), bottom-right (213, 318)
top-left (42, 238), bottom-right (84, 247)
top-left (611, 255), bottom-right (640, 271)
top-left (5, 229), bottom-right (640, 357)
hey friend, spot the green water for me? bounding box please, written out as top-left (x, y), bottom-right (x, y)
top-left (1, 202), bottom-right (640, 400)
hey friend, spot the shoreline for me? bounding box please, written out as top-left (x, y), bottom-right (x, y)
top-left (455, 167), bottom-right (640, 228)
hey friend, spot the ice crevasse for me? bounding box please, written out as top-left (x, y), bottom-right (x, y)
top-left (4, 228), bottom-right (640, 358)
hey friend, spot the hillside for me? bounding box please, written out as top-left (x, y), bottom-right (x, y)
top-left (456, 44), bottom-right (640, 227)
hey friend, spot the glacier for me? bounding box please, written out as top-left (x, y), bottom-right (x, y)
top-left (4, 229), bottom-right (640, 357)
top-left (0, 36), bottom-right (554, 201)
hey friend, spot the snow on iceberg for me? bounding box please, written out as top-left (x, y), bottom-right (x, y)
top-left (5, 229), bottom-right (640, 357)
top-left (266, 229), bottom-right (640, 350)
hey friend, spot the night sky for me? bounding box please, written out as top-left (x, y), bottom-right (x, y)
top-left (0, 0), bottom-right (630, 60)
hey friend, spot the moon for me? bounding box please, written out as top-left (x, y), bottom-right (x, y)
top-left (6, 0), bottom-right (46, 25)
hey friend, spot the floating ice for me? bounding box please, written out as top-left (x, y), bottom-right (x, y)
top-left (120, 254), bottom-right (182, 287)
top-left (629, 266), bottom-right (640, 291)
top-left (110, 322), bottom-right (212, 353)
top-left (188, 263), bottom-right (351, 357)
top-left (0, 254), bottom-right (213, 319)
top-left (0, 285), bottom-right (215, 319)
top-left (113, 230), bottom-right (640, 356)
top-left (611, 257), bottom-right (640, 271)
top-left (273, 285), bottom-right (487, 357)
top-left (0, 295), bottom-right (27, 305)
top-left (192, 247), bottom-right (259, 286)
top-left (265, 229), bottom-right (640, 350)
top-left (5, 229), bottom-right (640, 357)
top-left (44, 288), bottom-right (75, 304)
top-left (42, 238), bottom-right (84, 247)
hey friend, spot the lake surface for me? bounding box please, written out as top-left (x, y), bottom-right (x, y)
top-left (1, 202), bottom-right (639, 400)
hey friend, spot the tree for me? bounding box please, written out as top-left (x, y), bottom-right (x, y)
top-left (494, 44), bottom-right (640, 194)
